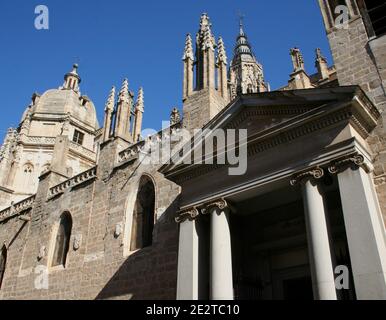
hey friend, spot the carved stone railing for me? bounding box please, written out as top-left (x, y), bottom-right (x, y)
top-left (118, 122), bottom-right (183, 164)
top-left (0, 195), bottom-right (36, 222)
top-left (20, 136), bottom-right (96, 162)
top-left (21, 136), bottom-right (56, 145)
top-left (69, 141), bottom-right (97, 161)
top-left (49, 166), bottom-right (97, 198)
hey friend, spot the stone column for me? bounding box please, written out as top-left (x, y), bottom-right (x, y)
top-left (329, 154), bottom-right (386, 299)
top-left (176, 208), bottom-right (203, 300)
top-left (204, 199), bottom-right (233, 300)
top-left (291, 168), bottom-right (337, 300)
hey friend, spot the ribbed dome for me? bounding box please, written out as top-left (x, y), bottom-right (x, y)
top-left (33, 88), bottom-right (99, 129)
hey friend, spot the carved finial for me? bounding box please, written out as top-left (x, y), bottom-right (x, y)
top-left (71, 63), bottom-right (79, 75)
top-left (183, 34), bottom-right (194, 61)
top-left (105, 86), bottom-right (115, 112)
top-left (199, 13), bottom-right (215, 51)
top-left (170, 107), bottom-right (181, 125)
top-left (290, 47), bottom-right (305, 71)
top-left (315, 48), bottom-right (327, 64)
top-left (118, 78), bottom-right (129, 101)
top-left (217, 37), bottom-right (228, 65)
top-left (135, 87), bottom-right (144, 112)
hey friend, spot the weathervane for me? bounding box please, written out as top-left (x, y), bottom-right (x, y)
top-left (237, 10), bottom-right (245, 28)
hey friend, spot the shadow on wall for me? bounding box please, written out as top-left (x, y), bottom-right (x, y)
top-left (95, 197), bottom-right (180, 300)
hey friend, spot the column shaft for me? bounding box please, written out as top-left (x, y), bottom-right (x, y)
top-left (337, 167), bottom-right (386, 299)
top-left (210, 207), bottom-right (233, 300)
top-left (302, 179), bottom-right (337, 300)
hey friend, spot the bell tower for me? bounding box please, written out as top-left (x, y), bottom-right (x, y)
top-left (182, 13), bottom-right (229, 132)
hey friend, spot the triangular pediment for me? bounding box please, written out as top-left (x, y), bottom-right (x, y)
top-left (160, 86), bottom-right (379, 178)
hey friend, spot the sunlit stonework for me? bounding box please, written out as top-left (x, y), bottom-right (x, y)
top-left (1, 3), bottom-right (386, 300)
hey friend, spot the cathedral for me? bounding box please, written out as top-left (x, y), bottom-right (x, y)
top-left (0, 0), bottom-right (386, 300)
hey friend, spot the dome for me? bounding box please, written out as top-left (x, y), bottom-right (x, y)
top-left (33, 88), bottom-right (99, 130)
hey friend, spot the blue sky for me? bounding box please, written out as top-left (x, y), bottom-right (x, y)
top-left (0, 0), bottom-right (332, 141)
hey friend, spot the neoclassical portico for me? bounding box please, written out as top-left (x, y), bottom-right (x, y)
top-left (161, 86), bottom-right (386, 300)
top-left (175, 154), bottom-right (386, 300)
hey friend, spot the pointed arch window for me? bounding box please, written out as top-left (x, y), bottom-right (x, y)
top-left (51, 212), bottom-right (72, 267)
top-left (0, 246), bottom-right (7, 289)
top-left (130, 176), bottom-right (156, 251)
top-left (23, 163), bottom-right (34, 190)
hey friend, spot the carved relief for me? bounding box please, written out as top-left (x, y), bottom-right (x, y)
top-left (38, 246), bottom-right (46, 261)
top-left (73, 234), bottom-right (82, 251)
top-left (114, 222), bottom-right (123, 238)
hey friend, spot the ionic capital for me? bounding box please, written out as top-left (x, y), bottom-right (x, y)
top-left (175, 207), bottom-right (199, 223)
top-left (290, 167), bottom-right (324, 186)
top-left (202, 198), bottom-right (229, 215)
top-left (328, 154), bottom-right (370, 175)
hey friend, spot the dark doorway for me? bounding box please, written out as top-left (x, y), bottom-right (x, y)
top-left (283, 276), bottom-right (313, 300)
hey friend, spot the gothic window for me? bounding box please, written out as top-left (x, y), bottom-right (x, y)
top-left (357, 0), bottom-right (386, 37)
top-left (51, 212), bottom-right (72, 267)
top-left (72, 130), bottom-right (84, 145)
top-left (23, 163), bottom-right (34, 190)
top-left (0, 246), bottom-right (7, 289)
top-left (130, 176), bottom-right (156, 251)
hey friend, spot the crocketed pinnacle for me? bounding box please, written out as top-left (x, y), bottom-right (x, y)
top-left (183, 34), bottom-right (194, 61)
top-left (105, 86), bottom-right (115, 112)
top-left (216, 36), bottom-right (227, 65)
top-left (135, 87), bottom-right (144, 112)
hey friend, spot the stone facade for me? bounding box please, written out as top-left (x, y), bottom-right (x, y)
top-left (318, 0), bottom-right (386, 220)
top-left (0, 5), bottom-right (386, 300)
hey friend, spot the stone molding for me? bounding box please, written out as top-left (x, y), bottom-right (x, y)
top-left (290, 167), bottom-right (324, 186)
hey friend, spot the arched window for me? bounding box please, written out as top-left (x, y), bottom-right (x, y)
top-left (0, 246), bottom-right (7, 289)
top-left (130, 176), bottom-right (156, 251)
top-left (51, 212), bottom-right (72, 267)
top-left (23, 163), bottom-right (34, 190)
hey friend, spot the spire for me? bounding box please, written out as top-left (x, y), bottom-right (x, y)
top-left (232, 19), bottom-right (254, 64)
top-left (229, 17), bottom-right (269, 99)
top-left (290, 47), bottom-right (305, 71)
top-left (132, 88), bottom-right (144, 143)
top-left (118, 78), bottom-right (129, 102)
top-left (102, 86), bottom-right (115, 142)
top-left (135, 87), bottom-right (144, 112)
top-left (216, 37), bottom-right (228, 65)
top-left (114, 78), bottom-right (133, 142)
top-left (315, 48), bottom-right (329, 80)
top-left (105, 86), bottom-right (116, 112)
top-left (63, 63), bottom-right (81, 92)
top-left (183, 34), bottom-right (194, 61)
top-left (198, 13), bottom-right (215, 51)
